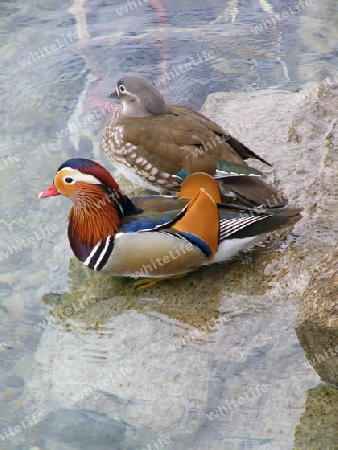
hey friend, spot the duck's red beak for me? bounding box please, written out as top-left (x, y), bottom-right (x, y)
top-left (38, 183), bottom-right (60, 199)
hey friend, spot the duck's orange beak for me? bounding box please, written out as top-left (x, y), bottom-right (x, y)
top-left (38, 183), bottom-right (60, 199)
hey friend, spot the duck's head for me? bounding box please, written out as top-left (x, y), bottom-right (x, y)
top-left (39, 158), bottom-right (122, 203)
top-left (39, 158), bottom-right (140, 261)
top-left (108, 74), bottom-right (170, 117)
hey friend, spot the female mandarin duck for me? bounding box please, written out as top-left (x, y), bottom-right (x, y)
top-left (103, 74), bottom-right (287, 207)
top-left (39, 158), bottom-right (301, 287)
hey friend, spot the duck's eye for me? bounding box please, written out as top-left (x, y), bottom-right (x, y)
top-left (64, 176), bottom-right (75, 184)
top-left (119, 84), bottom-right (126, 93)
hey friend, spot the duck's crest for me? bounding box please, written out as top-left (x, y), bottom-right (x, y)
top-left (58, 158), bottom-right (141, 217)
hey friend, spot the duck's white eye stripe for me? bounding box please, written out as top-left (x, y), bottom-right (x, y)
top-left (118, 84), bottom-right (131, 95)
top-left (59, 167), bottom-right (102, 185)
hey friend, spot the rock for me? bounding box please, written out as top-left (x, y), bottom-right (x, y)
top-left (294, 384), bottom-right (338, 449)
top-left (23, 83), bottom-right (337, 449)
top-left (296, 248), bottom-right (338, 386)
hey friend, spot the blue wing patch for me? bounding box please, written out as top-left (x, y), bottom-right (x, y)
top-left (120, 213), bottom-right (178, 233)
top-left (176, 169), bottom-right (189, 180)
top-left (179, 231), bottom-right (212, 257)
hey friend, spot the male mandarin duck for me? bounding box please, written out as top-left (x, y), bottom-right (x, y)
top-left (103, 74), bottom-right (287, 207)
top-left (39, 158), bottom-right (301, 287)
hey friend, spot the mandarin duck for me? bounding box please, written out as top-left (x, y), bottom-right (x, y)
top-left (102, 74), bottom-right (287, 207)
top-left (39, 158), bottom-right (301, 287)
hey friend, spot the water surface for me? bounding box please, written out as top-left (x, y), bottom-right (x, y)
top-left (0, 1), bottom-right (337, 449)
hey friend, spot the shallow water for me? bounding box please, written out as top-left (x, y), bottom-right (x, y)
top-left (0, 1), bottom-right (337, 449)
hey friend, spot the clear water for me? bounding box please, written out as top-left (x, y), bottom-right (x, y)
top-left (0, 1), bottom-right (337, 449)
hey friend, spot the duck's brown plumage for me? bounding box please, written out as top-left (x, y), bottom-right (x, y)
top-left (68, 184), bottom-right (121, 262)
top-left (102, 75), bottom-right (286, 207)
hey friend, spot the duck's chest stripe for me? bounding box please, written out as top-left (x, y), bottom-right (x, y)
top-left (84, 236), bottom-right (115, 271)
